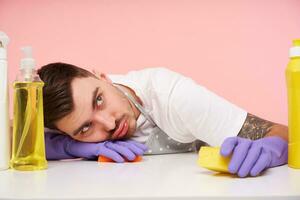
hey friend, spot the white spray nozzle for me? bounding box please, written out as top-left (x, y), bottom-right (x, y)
top-left (20, 46), bottom-right (35, 70)
top-left (0, 31), bottom-right (10, 48)
top-left (0, 32), bottom-right (9, 59)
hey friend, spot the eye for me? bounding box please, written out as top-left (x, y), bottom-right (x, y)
top-left (80, 123), bottom-right (91, 135)
top-left (96, 95), bottom-right (104, 107)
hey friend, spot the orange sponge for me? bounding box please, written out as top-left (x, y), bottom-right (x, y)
top-left (98, 155), bottom-right (142, 163)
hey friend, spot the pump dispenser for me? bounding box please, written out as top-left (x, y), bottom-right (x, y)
top-left (20, 47), bottom-right (35, 81)
top-left (9, 46), bottom-right (47, 171)
top-left (286, 39), bottom-right (300, 169)
top-left (0, 31), bottom-right (10, 170)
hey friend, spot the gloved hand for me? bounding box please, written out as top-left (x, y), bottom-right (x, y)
top-left (45, 131), bottom-right (148, 162)
top-left (220, 136), bottom-right (288, 177)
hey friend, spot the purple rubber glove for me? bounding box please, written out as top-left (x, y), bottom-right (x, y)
top-left (45, 131), bottom-right (148, 162)
top-left (220, 136), bottom-right (288, 177)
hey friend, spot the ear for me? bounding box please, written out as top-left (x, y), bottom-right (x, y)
top-left (99, 73), bottom-right (113, 84)
top-left (92, 69), bottom-right (112, 84)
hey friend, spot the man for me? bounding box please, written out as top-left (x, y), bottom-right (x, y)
top-left (38, 62), bottom-right (288, 178)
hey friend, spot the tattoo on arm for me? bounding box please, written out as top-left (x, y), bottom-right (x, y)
top-left (237, 113), bottom-right (275, 140)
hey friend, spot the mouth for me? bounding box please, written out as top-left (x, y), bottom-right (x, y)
top-left (112, 117), bottom-right (129, 140)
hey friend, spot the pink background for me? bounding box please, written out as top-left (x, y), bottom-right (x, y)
top-left (1, 0), bottom-right (300, 125)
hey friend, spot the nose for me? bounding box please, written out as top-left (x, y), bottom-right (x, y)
top-left (92, 111), bottom-right (116, 131)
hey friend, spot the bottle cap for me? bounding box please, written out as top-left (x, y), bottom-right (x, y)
top-left (289, 39), bottom-right (300, 58)
top-left (293, 39), bottom-right (300, 46)
top-left (20, 46), bottom-right (35, 70)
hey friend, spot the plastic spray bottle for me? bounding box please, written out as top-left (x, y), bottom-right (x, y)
top-left (0, 31), bottom-right (10, 170)
top-left (9, 46), bottom-right (47, 171)
top-left (286, 39), bottom-right (300, 169)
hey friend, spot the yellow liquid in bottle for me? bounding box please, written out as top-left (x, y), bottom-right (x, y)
top-left (10, 81), bottom-right (47, 171)
top-left (286, 56), bottom-right (300, 169)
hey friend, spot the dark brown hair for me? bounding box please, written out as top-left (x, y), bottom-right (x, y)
top-left (37, 62), bottom-right (96, 130)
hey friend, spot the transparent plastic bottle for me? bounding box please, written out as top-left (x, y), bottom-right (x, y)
top-left (9, 47), bottom-right (47, 171)
top-left (286, 39), bottom-right (300, 169)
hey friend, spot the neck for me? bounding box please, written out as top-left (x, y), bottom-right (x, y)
top-left (114, 84), bottom-right (142, 120)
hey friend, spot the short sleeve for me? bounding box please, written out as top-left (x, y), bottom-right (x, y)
top-left (154, 68), bottom-right (247, 146)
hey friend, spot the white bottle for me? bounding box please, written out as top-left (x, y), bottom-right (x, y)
top-left (0, 31), bottom-right (10, 170)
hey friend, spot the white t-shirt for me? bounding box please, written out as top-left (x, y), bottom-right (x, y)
top-left (109, 67), bottom-right (247, 146)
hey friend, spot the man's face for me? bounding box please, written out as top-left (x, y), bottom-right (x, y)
top-left (55, 74), bottom-right (139, 142)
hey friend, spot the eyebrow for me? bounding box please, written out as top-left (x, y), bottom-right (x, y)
top-left (72, 87), bottom-right (100, 136)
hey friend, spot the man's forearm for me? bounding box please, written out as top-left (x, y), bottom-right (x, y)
top-left (265, 124), bottom-right (288, 141)
top-left (237, 113), bottom-right (288, 142)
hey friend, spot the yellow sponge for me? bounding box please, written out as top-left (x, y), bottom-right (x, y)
top-left (198, 146), bottom-right (231, 173)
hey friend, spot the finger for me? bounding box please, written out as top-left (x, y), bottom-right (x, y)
top-left (220, 137), bottom-right (238, 157)
top-left (228, 139), bottom-right (252, 174)
top-left (105, 142), bottom-right (136, 161)
top-left (237, 146), bottom-right (262, 177)
top-left (126, 140), bottom-right (148, 151)
top-left (250, 150), bottom-right (272, 177)
top-left (98, 146), bottom-right (125, 163)
top-left (115, 141), bottom-right (144, 155)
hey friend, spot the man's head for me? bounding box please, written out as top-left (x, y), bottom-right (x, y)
top-left (38, 62), bottom-right (139, 142)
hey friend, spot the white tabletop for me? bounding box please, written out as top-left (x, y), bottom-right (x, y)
top-left (0, 153), bottom-right (300, 200)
